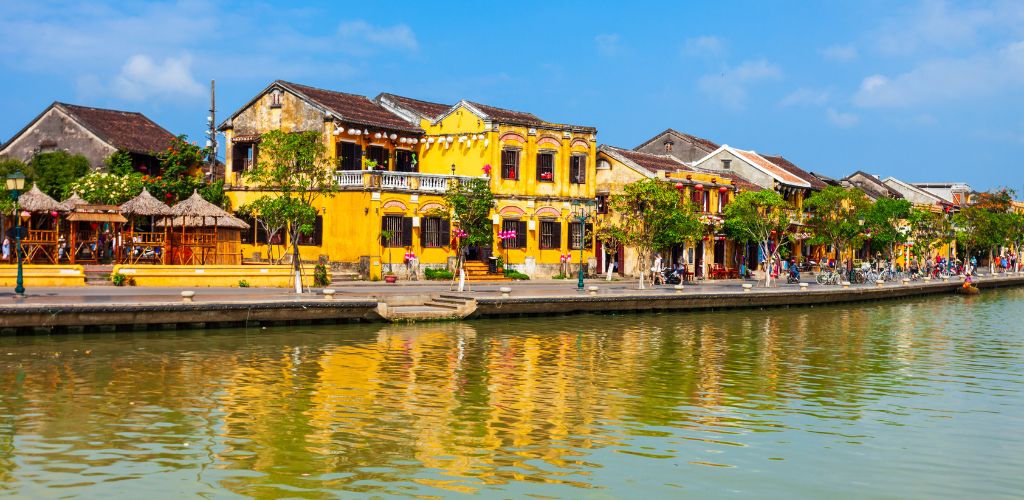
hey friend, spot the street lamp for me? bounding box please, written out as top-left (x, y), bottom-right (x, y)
top-left (6, 171), bottom-right (26, 296)
top-left (571, 199), bottom-right (596, 291)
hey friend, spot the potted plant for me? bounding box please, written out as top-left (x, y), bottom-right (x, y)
top-left (380, 229), bottom-right (397, 283)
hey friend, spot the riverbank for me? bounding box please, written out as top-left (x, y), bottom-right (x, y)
top-left (2, 273), bottom-right (1023, 332)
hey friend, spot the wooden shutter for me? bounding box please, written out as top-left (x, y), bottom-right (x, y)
top-left (420, 218), bottom-right (429, 247)
top-left (440, 219), bottom-right (450, 246)
top-left (517, 221), bottom-right (528, 248)
top-left (402, 217), bottom-right (413, 246)
top-left (551, 222), bottom-right (561, 249)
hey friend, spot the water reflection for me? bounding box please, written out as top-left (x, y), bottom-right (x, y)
top-left (1, 289), bottom-right (1022, 497)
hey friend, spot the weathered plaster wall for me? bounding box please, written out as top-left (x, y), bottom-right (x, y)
top-left (0, 108), bottom-right (115, 168)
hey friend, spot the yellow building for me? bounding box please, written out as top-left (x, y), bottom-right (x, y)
top-left (220, 81), bottom-right (598, 279)
top-left (595, 146), bottom-right (751, 279)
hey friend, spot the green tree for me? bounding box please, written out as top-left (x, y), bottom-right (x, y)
top-left (722, 190), bottom-right (795, 287)
top-left (244, 130), bottom-right (336, 293)
top-left (444, 177), bottom-right (494, 250)
top-left (907, 208), bottom-right (952, 264)
top-left (28, 151), bottom-right (90, 198)
top-left (956, 189), bottom-right (1015, 273)
top-left (804, 186), bottom-right (870, 272)
top-left (605, 179), bottom-right (702, 289)
top-left (105, 150), bottom-right (135, 176)
top-left (862, 197), bottom-right (912, 259)
top-left (237, 196), bottom-right (305, 264)
top-left (0, 159), bottom-right (28, 216)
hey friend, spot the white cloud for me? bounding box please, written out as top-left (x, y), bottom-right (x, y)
top-left (819, 44), bottom-right (858, 62)
top-left (873, 0), bottom-right (1020, 56)
top-left (698, 59), bottom-right (782, 110)
top-left (337, 20), bottom-right (418, 54)
top-left (112, 54), bottom-right (204, 101)
top-left (595, 33), bottom-right (622, 57)
top-left (854, 40), bottom-right (1024, 107)
top-left (683, 35), bottom-right (726, 57)
top-left (826, 107), bottom-right (859, 127)
top-left (780, 88), bottom-right (831, 107)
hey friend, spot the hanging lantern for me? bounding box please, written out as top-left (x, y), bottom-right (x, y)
top-left (374, 132), bottom-right (382, 139)
top-left (675, 182), bottom-right (684, 190)
top-left (695, 184), bottom-right (704, 191)
top-left (50, 210), bottom-right (58, 218)
top-left (719, 186), bottom-right (728, 193)
top-left (20, 211), bottom-right (30, 219)
top-left (389, 133), bottom-right (397, 140)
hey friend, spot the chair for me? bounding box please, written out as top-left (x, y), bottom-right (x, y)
top-left (711, 263), bottom-right (727, 279)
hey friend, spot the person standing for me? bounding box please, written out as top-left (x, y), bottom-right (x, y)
top-left (2, 236), bottom-right (10, 262)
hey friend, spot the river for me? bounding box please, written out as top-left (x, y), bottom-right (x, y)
top-left (1, 288), bottom-right (1022, 498)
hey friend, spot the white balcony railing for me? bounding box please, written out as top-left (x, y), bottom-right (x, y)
top-left (333, 170), bottom-right (479, 193)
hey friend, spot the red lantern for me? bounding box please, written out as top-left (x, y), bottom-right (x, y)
top-left (695, 184), bottom-right (704, 191)
top-left (719, 186), bottom-right (728, 193)
top-left (50, 210), bottom-right (58, 218)
top-left (674, 182), bottom-right (684, 190)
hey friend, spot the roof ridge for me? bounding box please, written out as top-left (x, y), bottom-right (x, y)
top-left (57, 101), bottom-right (146, 117)
top-left (379, 92), bottom-right (450, 107)
top-left (278, 80), bottom-right (373, 101)
top-left (466, 100), bottom-right (541, 118)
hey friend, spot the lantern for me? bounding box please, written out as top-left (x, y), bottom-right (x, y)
top-left (20, 211), bottom-right (30, 219)
top-left (695, 184), bottom-right (704, 191)
top-left (675, 182), bottom-right (684, 190)
top-left (50, 210), bottom-right (58, 218)
top-left (686, 174), bottom-right (692, 180)
top-left (389, 133), bottom-right (397, 140)
top-left (719, 186), bottom-right (728, 193)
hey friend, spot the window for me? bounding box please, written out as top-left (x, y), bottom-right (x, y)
top-left (421, 217), bottom-right (450, 248)
top-left (596, 194), bottom-right (609, 215)
top-left (367, 145), bottom-right (389, 170)
top-left (381, 215), bottom-right (413, 247)
top-left (337, 142), bottom-right (362, 171)
top-left (665, 141), bottom-right (673, 152)
top-left (536, 151), bottom-right (555, 182)
top-left (703, 191), bottom-right (710, 212)
top-left (569, 155), bottom-right (586, 184)
top-left (690, 188), bottom-right (702, 207)
top-left (722, 159), bottom-right (731, 169)
top-left (719, 191), bottom-right (730, 212)
top-left (539, 220), bottom-right (561, 249)
top-left (501, 220), bottom-right (527, 249)
top-left (270, 89), bottom-right (282, 108)
top-left (395, 150), bottom-right (416, 172)
top-left (232, 142), bottom-right (256, 172)
top-left (297, 216), bottom-right (323, 246)
top-left (239, 215), bottom-right (256, 244)
top-left (501, 149), bottom-right (520, 180)
top-left (569, 222), bottom-right (593, 250)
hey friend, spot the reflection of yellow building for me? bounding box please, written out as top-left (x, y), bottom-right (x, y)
top-left (220, 81), bottom-right (597, 279)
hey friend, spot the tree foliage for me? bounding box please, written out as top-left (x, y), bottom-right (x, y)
top-left (604, 179), bottom-right (702, 288)
top-left (862, 197), bottom-right (912, 257)
top-left (722, 190), bottom-right (794, 286)
top-left (444, 177), bottom-right (494, 249)
top-left (237, 196), bottom-right (312, 263)
top-left (907, 208), bottom-right (952, 260)
top-left (804, 186), bottom-right (870, 263)
top-left (954, 189), bottom-right (1015, 270)
top-left (28, 151), bottom-right (90, 198)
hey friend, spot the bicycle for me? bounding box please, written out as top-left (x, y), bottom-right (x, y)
top-left (816, 268), bottom-right (843, 285)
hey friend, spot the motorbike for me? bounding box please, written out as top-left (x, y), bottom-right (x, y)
top-left (662, 268), bottom-right (682, 285)
top-left (786, 270), bottom-right (801, 284)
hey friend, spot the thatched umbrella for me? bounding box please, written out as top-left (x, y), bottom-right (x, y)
top-left (167, 190), bottom-right (232, 265)
top-left (14, 185), bottom-right (66, 263)
top-left (62, 193), bottom-right (88, 209)
top-left (18, 185), bottom-right (68, 213)
top-left (119, 188), bottom-right (173, 264)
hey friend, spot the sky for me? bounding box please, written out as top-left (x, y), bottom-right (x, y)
top-left (1, 0), bottom-right (1023, 191)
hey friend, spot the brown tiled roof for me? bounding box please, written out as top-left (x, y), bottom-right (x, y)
top-left (761, 154), bottom-right (828, 190)
top-left (602, 145), bottom-right (692, 174)
top-left (843, 171), bottom-right (904, 200)
top-left (279, 81), bottom-right (422, 133)
top-left (57, 102), bottom-right (176, 155)
top-left (466, 101), bottom-right (545, 127)
top-left (735, 150), bottom-right (809, 187)
top-left (377, 93), bottom-right (451, 120)
top-left (635, 128), bottom-right (720, 153)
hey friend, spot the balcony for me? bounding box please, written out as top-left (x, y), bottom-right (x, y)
top-left (332, 170), bottom-right (481, 193)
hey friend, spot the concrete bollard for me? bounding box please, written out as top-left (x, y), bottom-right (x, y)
top-left (181, 291), bottom-right (195, 303)
top-left (742, 283), bottom-right (753, 292)
top-left (942, 277), bottom-right (949, 282)
top-left (799, 283), bottom-right (809, 291)
top-left (674, 284), bottom-right (685, 294)
top-left (499, 286), bottom-right (512, 298)
top-left (875, 280), bottom-right (885, 288)
top-left (322, 289), bottom-right (336, 300)
top-left (842, 281), bottom-right (851, 289)
top-left (902, 278), bottom-right (910, 285)
top-left (588, 285), bottom-right (599, 296)
top-left (923, 276), bottom-right (931, 282)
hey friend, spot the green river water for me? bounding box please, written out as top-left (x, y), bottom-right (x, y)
top-left (1, 288), bottom-right (1022, 498)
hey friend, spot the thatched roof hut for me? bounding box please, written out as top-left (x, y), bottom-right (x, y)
top-left (171, 190), bottom-right (231, 219)
top-left (120, 188), bottom-right (173, 216)
top-left (18, 185), bottom-right (68, 212)
top-left (62, 193), bottom-right (88, 208)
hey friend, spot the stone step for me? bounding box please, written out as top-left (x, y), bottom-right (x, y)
top-left (424, 301), bottom-right (459, 310)
top-left (329, 272), bottom-right (361, 283)
top-left (385, 304), bottom-right (463, 321)
top-left (431, 296), bottom-right (470, 306)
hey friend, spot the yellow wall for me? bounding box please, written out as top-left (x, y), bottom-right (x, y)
top-left (111, 264), bottom-right (321, 287)
top-left (0, 265), bottom-right (85, 287)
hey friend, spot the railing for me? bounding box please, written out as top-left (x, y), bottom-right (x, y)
top-left (380, 171), bottom-right (410, 190)
top-left (332, 171), bottom-right (479, 193)
top-left (334, 170), bottom-right (364, 187)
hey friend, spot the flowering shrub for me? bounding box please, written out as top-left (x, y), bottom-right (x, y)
top-left (68, 172), bottom-right (145, 204)
top-left (482, 164), bottom-right (492, 175)
top-left (498, 229), bottom-right (517, 247)
top-left (404, 251), bottom-right (416, 262)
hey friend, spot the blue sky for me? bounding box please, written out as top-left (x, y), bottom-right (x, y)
top-left (1, 0), bottom-right (1022, 190)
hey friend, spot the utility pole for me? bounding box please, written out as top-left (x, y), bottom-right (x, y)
top-left (206, 79), bottom-right (217, 179)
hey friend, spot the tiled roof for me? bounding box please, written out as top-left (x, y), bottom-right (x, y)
top-left (735, 150), bottom-right (809, 187)
top-left (761, 154), bottom-right (828, 190)
top-left (377, 93), bottom-right (451, 120)
top-left (279, 81), bottom-right (422, 133)
top-left (601, 145), bottom-right (692, 174)
top-left (57, 102), bottom-right (176, 154)
top-left (635, 128), bottom-right (720, 153)
top-left (466, 101), bottom-right (545, 127)
top-left (722, 172), bottom-right (763, 192)
top-left (843, 171), bottom-right (903, 199)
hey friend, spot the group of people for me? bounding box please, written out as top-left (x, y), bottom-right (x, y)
top-left (649, 253), bottom-right (689, 285)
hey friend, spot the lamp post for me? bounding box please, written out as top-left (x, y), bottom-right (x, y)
top-left (571, 199), bottom-right (595, 291)
top-left (6, 171), bottom-right (26, 296)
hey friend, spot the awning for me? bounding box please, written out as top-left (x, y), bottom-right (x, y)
top-left (66, 212), bottom-right (128, 223)
top-left (232, 134), bottom-right (261, 143)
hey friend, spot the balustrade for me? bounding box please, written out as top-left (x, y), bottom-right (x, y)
top-left (332, 170), bottom-right (475, 193)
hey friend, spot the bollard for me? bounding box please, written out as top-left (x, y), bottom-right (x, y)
top-left (674, 284), bottom-right (685, 294)
top-left (902, 278), bottom-right (910, 285)
top-left (499, 286), bottom-right (512, 298)
top-left (923, 276), bottom-right (931, 282)
top-left (799, 283), bottom-right (809, 291)
top-left (742, 283), bottom-right (753, 292)
top-left (842, 281), bottom-right (851, 289)
top-left (875, 280), bottom-right (884, 288)
top-left (942, 277), bottom-right (949, 282)
top-left (322, 289), bottom-right (336, 300)
top-left (588, 285), bottom-right (599, 296)
top-left (181, 291), bottom-right (195, 303)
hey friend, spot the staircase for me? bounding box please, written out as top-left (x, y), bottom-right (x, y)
top-left (83, 265), bottom-right (114, 286)
top-left (462, 260), bottom-right (510, 282)
top-left (329, 270), bottom-right (361, 284)
top-left (376, 294), bottom-right (477, 322)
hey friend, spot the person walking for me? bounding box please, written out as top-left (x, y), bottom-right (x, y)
top-left (2, 236), bottom-right (10, 262)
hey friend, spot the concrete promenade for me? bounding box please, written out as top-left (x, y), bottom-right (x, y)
top-left (1, 273), bottom-right (1022, 332)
